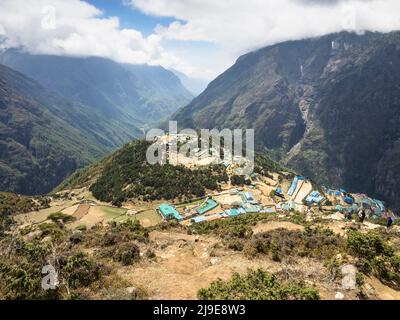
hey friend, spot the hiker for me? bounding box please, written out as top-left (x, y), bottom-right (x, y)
top-left (358, 209), bottom-right (366, 223)
top-left (387, 216), bottom-right (394, 229)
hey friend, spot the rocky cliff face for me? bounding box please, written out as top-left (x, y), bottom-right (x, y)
top-left (173, 31), bottom-right (400, 209)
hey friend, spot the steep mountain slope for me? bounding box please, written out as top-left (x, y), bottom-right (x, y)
top-left (0, 63), bottom-right (132, 195)
top-left (0, 50), bottom-right (193, 125)
top-left (173, 31), bottom-right (400, 209)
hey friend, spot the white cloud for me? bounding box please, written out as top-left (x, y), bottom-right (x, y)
top-left (2, 0), bottom-right (400, 80)
top-left (0, 0), bottom-right (195, 77)
top-left (126, 0), bottom-right (400, 77)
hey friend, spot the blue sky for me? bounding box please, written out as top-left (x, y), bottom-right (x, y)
top-left (87, 0), bottom-right (175, 36)
top-left (84, 0), bottom-right (221, 80)
top-left (87, 0), bottom-right (219, 58)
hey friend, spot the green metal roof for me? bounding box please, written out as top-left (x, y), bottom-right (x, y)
top-left (196, 199), bottom-right (218, 215)
top-left (159, 204), bottom-right (183, 221)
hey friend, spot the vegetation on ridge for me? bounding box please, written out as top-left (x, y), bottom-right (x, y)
top-left (88, 140), bottom-right (229, 205)
top-left (198, 269), bottom-right (320, 300)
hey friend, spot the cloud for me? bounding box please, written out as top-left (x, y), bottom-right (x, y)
top-left (127, 0), bottom-right (400, 67)
top-left (2, 0), bottom-right (400, 80)
top-left (0, 0), bottom-right (195, 76)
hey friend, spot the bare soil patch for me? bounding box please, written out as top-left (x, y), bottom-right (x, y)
top-left (252, 221), bottom-right (304, 234)
top-left (73, 204), bottom-right (91, 220)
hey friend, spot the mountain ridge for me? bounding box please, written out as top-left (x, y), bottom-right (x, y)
top-left (0, 50), bottom-right (193, 126)
top-left (0, 63), bottom-right (132, 195)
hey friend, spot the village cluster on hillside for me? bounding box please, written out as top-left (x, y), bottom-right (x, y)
top-left (150, 135), bottom-right (393, 226)
top-left (14, 134), bottom-right (394, 232)
top-left (158, 173), bottom-right (392, 226)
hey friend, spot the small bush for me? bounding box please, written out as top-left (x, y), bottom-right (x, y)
top-left (324, 257), bottom-right (341, 281)
top-left (69, 232), bottom-right (83, 245)
top-left (113, 243), bottom-right (140, 266)
top-left (242, 242), bottom-right (258, 258)
top-left (63, 253), bottom-right (102, 289)
top-left (145, 249), bottom-right (156, 259)
top-left (112, 219), bottom-right (149, 243)
top-left (356, 272), bottom-right (365, 287)
top-left (48, 212), bottom-right (76, 223)
top-left (75, 225), bottom-right (87, 232)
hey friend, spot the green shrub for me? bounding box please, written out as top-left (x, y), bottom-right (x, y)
top-left (347, 231), bottom-right (400, 289)
top-left (356, 272), bottom-right (365, 287)
top-left (112, 219), bottom-right (149, 243)
top-left (198, 269), bottom-right (320, 300)
top-left (324, 257), bottom-right (341, 281)
top-left (271, 244), bottom-right (281, 262)
top-left (113, 243), bottom-right (140, 266)
top-left (228, 239), bottom-right (245, 252)
top-left (145, 249), bottom-right (156, 259)
top-left (37, 222), bottom-right (66, 240)
top-left (0, 214), bottom-right (14, 238)
top-left (75, 225), bottom-right (87, 232)
top-left (246, 227), bottom-right (344, 260)
top-left (347, 231), bottom-right (394, 260)
top-left (288, 212), bottom-right (308, 226)
top-left (69, 232), bottom-right (83, 245)
top-left (242, 242), bottom-right (258, 258)
top-left (63, 253), bottom-right (102, 289)
top-left (0, 241), bottom-right (61, 299)
top-left (0, 261), bottom-right (60, 300)
top-left (48, 212), bottom-right (76, 223)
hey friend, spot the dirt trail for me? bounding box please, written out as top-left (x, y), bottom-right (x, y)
top-left (366, 277), bottom-right (400, 300)
top-left (122, 230), bottom-right (332, 300)
top-left (323, 219), bottom-right (384, 237)
top-left (325, 220), bottom-right (349, 237)
top-left (124, 231), bottom-right (260, 299)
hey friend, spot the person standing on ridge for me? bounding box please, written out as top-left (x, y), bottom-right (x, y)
top-left (387, 216), bottom-right (394, 230)
top-left (358, 209), bottom-right (366, 223)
